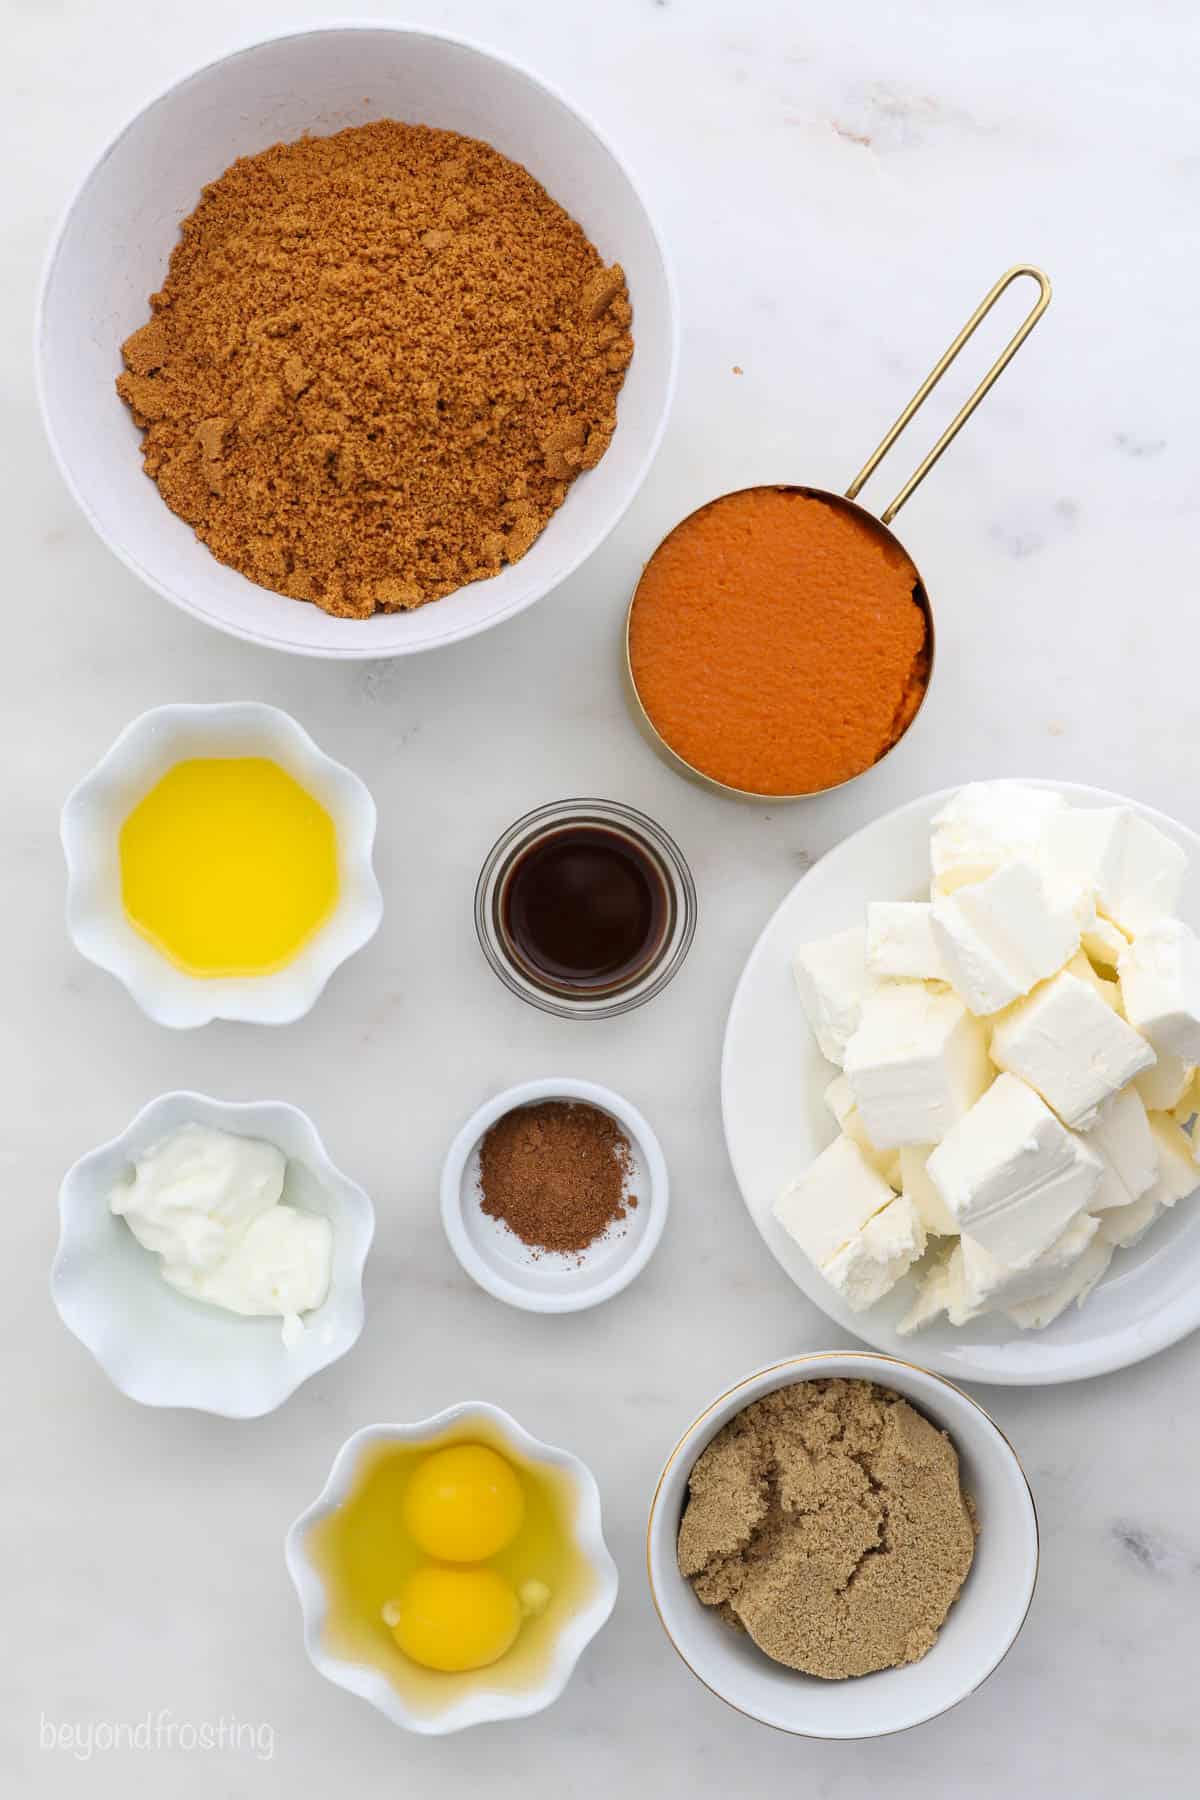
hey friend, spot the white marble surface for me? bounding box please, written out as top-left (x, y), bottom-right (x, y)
top-left (8, 0), bottom-right (1200, 1791)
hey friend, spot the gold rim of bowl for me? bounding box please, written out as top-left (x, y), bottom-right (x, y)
top-left (644, 1350), bottom-right (1040, 1739)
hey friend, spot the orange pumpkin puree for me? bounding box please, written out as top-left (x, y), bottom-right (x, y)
top-left (628, 487), bottom-right (930, 796)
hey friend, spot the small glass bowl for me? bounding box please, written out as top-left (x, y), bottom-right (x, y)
top-left (474, 798), bottom-right (697, 1019)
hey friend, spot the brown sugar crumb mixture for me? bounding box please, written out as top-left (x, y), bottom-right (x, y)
top-left (628, 487), bottom-right (930, 795)
top-left (477, 1100), bottom-right (636, 1257)
top-left (116, 121), bottom-right (633, 618)
top-left (677, 1379), bottom-right (976, 1680)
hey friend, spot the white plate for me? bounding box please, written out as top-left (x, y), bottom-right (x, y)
top-left (721, 781), bottom-right (1200, 1385)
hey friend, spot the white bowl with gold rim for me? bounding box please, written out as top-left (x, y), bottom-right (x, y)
top-left (51, 1090), bottom-right (374, 1418)
top-left (60, 701), bottom-right (382, 1028)
top-left (285, 1403), bottom-right (619, 1734)
top-left (646, 1352), bottom-right (1038, 1739)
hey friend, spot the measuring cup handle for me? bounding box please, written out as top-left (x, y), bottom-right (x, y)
top-left (845, 265), bottom-right (1051, 525)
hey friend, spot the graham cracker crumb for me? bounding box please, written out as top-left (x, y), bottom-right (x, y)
top-left (114, 121), bottom-right (632, 619)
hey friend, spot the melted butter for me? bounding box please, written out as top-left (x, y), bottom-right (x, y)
top-left (306, 1421), bottom-right (598, 1713)
top-left (119, 757), bottom-right (338, 978)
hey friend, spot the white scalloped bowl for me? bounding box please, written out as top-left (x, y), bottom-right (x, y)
top-left (285, 1404), bottom-right (619, 1733)
top-left (51, 1091), bottom-right (374, 1417)
top-left (61, 702), bottom-right (382, 1027)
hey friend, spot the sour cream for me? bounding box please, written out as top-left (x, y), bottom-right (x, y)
top-left (110, 1122), bottom-right (331, 1345)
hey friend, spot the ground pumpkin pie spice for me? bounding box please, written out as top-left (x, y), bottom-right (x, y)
top-left (477, 1100), bottom-right (636, 1257)
top-left (677, 1378), bottom-right (976, 1680)
top-left (116, 121), bottom-right (632, 618)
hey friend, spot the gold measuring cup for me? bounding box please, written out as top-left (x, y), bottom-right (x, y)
top-left (624, 265), bottom-right (1052, 801)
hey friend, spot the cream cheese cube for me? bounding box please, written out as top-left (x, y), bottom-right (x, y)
top-left (931, 861), bottom-right (1079, 1015)
top-left (843, 983), bottom-right (991, 1150)
top-left (896, 1244), bottom-right (979, 1334)
top-left (899, 1143), bottom-right (959, 1234)
top-left (1048, 871), bottom-right (1130, 966)
top-left (1172, 1075), bottom-right (1200, 1144)
top-left (821, 1195), bottom-right (927, 1312)
top-left (824, 1072), bottom-right (858, 1128)
top-left (1099, 1112), bottom-right (1199, 1246)
top-left (989, 970), bottom-right (1156, 1129)
top-left (1134, 1052), bottom-right (1194, 1112)
top-left (1146, 1112), bottom-right (1199, 1205)
top-left (1039, 806), bottom-right (1186, 939)
top-left (773, 1135), bottom-right (894, 1269)
top-left (930, 782), bottom-right (1067, 896)
top-left (926, 1073), bottom-right (1102, 1266)
top-left (866, 902), bottom-right (949, 982)
top-left (897, 1252), bottom-right (955, 1335)
top-left (1095, 1192), bottom-right (1163, 1249)
top-left (897, 1254), bottom-right (954, 1335)
top-left (1118, 920), bottom-right (1200, 1062)
top-left (959, 1211), bottom-right (1100, 1314)
top-left (792, 927), bottom-right (877, 1066)
top-left (1066, 951), bottom-right (1121, 1012)
top-left (824, 1075), bottom-right (901, 1187)
top-left (1080, 911), bottom-right (1129, 970)
top-left (1048, 879), bottom-right (1131, 971)
top-left (1082, 1086), bottom-right (1157, 1211)
top-left (1004, 1240), bottom-right (1114, 1329)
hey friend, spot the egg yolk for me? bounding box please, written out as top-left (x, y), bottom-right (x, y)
top-left (390, 1565), bottom-right (521, 1673)
top-left (402, 1444), bottom-right (525, 1562)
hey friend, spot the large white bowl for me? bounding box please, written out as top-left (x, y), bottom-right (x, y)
top-left (51, 1091), bottom-right (374, 1418)
top-left (646, 1353), bottom-right (1038, 1738)
top-left (285, 1403), bottom-right (619, 1733)
top-left (36, 25), bottom-right (678, 659)
top-left (61, 702), bottom-right (382, 1027)
top-left (722, 781), bottom-right (1200, 1384)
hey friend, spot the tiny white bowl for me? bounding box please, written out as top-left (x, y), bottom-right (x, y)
top-left (440, 1078), bottom-right (669, 1313)
top-left (647, 1352), bottom-right (1038, 1738)
top-left (285, 1402), bottom-right (619, 1733)
top-left (61, 701), bottom-right (383, 1028)
top-left (51, 1091), bottom-right (374, 1418)
top-left (36, 24), bottom-right (678, 660)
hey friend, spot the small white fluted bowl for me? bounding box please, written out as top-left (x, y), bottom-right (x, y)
top-left (36, 24), bottom-right (677, 659)
top-left (285, 1403), bottom-right (619, 1733)
top-left (61, 701), bottom-right (382, 1027)
top-left (51, 1091), bottom-right (374, 1418)
top-left (647, 1353), bottom-right (1038, 1738)
top-left (441, 1077), bottom-right (669, 1313)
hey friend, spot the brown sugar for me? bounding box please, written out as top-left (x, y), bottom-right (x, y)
top-left (628, 487), bottom-right (930, 795)
top-left (677, 1379), bottom-right (976, 1680)
top-left (477, 1100), bottom-right (636, 1257)
top-left (115, 122), bottom-right (633, 618)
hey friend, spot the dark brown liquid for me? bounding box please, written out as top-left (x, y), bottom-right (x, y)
top-left (500, 826), bottom-right (669, 992)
